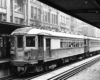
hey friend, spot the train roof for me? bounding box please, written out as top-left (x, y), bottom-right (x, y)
top-left (87, 36), bottom-right (100, 40)
top-left (11, 27), bottom-right (90, 39)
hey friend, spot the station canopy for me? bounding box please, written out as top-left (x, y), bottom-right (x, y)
top-left (38, 0), bottom-right (100, 28)
top-left (0, 21), bottom-right (25, 34)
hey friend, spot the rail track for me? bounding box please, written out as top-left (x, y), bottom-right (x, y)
top-left (2, 54), bottom-right (100, 80)
top-left (32, 54), bottom-right (100, 80)
top-left (48, 55), bottom-right (100, 80)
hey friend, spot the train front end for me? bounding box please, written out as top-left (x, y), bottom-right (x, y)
top-left (10, 35), bottom-right (38, 74)
top-left (10, 28), bottom-right (38, 74)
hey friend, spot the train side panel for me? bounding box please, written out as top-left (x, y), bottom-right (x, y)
top-left (44, 37), bottom-right (84, 61)
top-left (89, 39), bottom-right (100, 52)
top-left (89, 46), bottom-right (100, 52)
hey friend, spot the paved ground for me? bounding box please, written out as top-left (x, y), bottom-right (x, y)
top-left (67, 60), bottom-right (100, 80)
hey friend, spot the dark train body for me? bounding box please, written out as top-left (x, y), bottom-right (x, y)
top-left (0, 34), bottom-right (10, 59)
top-left (10, 27), bottom-right (100, 74)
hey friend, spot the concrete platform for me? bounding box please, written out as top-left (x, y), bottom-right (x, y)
top-left (0, 59), bottom-right (11, 79)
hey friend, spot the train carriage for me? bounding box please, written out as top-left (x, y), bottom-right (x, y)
top-left (10, 27), bottom-right (100, 74)
top-left (88, 37), bottom-right (100, 55)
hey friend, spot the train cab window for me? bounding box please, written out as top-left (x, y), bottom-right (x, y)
top-left (17, 36), bottom-right (23, 48)
top-left (26, 36), bottom-right (35, 47)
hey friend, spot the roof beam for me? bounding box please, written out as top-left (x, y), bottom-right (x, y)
top-left (92, 0), bottom-right (100, 8)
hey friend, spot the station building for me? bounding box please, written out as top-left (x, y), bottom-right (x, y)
top-left (1, 0), bottom-right (99, 36)
top-left (0, 0), bottom-right (72, 32)
top-left (0, 0), bottom-right (100, 36)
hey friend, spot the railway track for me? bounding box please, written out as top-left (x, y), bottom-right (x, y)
top-left (32, 54), bottom-right (100, 80)
top-left (2, 54), bottom-right (100, 80)
top-left (48, 55), bottom-right (100, 80)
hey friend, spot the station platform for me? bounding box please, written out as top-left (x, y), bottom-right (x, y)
top-left (32, 54), bottom-right (100, 80)
top-left (0, 59), bottom-right (10, 63)
top-left (0, 59), bottom-right (11, 79)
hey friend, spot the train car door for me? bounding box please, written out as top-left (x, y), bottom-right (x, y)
top-left (87, 39), bottom-right (89, 52)
top-left (46, 38), bottom-right (51, 58)
top-left (84, 39), bottom-right (89, 57)
top-left (38, 35), bottom-right (44, 60)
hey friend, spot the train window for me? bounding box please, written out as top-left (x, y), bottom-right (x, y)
top-left (73, 42), bottom-right (75, 47)
top-left (60, 41), bottom-right (63, 48)
top-left (69, 42), bottom-right (71, 47)
top-left (60, 38), bottom-right (80, 48)
top-left (60, 39), bottom-right (63, 48)
top-left (64, 42), bottom-right (66, 48)
top-left (79, 41), bottom-right (81, 47)
top-left (75, 40), bottom-right (77, 47)
top-left (80, 40), bottom-right (82, 47)
top-left (17, 36), bottom-right (23, 48)
top-left (26, 36), bottom-right (35, 47)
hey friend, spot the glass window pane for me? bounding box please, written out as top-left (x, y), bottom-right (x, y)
top-left (26, 36), bottom-right (35, 47)
top-left (14, 0), bottom-right (23, 13)
top-left (17, 36), bottom-right (23, 48)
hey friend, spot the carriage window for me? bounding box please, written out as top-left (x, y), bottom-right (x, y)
top-left (17, 36), bottom-right (23, 48)
top-left (26, 36), bottom-right (35, 47)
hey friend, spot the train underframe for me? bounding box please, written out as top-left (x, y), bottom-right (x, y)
top-left (11, 50), bottom-right (100, 74)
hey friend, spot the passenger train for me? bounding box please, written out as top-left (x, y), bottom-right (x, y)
top-left (10, 27), bottom-right (100, 74)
